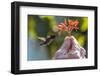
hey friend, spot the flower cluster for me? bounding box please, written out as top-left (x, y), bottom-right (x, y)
top-left (57, 19), bottom-right (79, 35)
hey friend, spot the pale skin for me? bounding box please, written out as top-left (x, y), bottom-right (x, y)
top-left (53, 36), bottom-right (86, 59)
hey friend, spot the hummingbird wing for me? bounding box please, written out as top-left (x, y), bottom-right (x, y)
top-left (39, 38), bottom-right (53, 46)
top-left (38, 35), bottom-right (56, 46)
top-left (38, 37), bottom-right (47, 46)
top-left (37, 37), bottom-right (46, 41)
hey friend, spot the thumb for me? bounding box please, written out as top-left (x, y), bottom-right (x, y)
top-left (70, 36), bottom-right (80, 51)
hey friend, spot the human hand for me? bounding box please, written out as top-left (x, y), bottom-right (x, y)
top-left (53, 36), bottom-right (86, 59)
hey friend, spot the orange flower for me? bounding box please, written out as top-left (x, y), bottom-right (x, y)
top-left (57, 19), bottom-right (79, 35)
top-left (68, 19), bottom-right (79, 31)
top-left (57, 19), bottom-right (68, 32)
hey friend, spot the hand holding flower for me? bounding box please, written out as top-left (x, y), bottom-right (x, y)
top-left (53, 36), bottom-right (86, 59)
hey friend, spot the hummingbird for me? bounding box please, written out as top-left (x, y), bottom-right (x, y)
top-left (38, 35), bottom-right (56, 46)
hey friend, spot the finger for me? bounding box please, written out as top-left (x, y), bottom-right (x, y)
top-left (64, 36), bottom-right (72, 50)
top-left (80, 47), bottom-right (86, 58)
top-left (70, 36), bottom-right (80, 50)
top-left (67, 51), bottom-right (80, 59)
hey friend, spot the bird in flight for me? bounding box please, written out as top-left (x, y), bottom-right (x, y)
top-left (38, 35), bottom-right (56, 46)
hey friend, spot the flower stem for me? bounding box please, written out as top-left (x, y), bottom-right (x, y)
top-left (68, 32), bottom-right (71, 36)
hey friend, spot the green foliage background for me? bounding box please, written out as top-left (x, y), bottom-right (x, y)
top-left (28, 15), bottom-right (88, 60)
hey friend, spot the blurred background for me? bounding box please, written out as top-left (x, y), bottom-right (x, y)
top-left (27, 15), bottom-right (88, 61)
